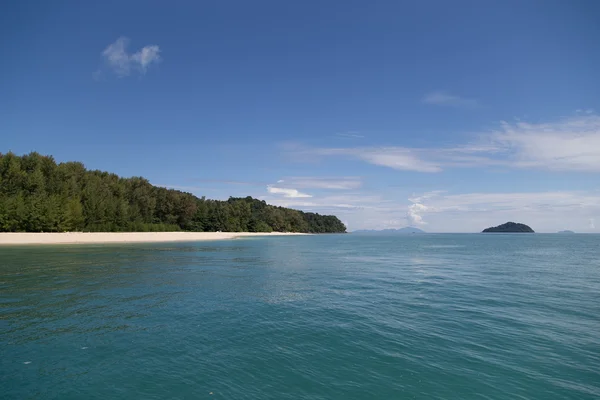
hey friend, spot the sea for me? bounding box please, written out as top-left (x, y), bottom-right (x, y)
top-left (1, 234), bottom-right (599, 399)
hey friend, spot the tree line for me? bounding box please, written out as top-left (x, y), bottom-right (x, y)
top-left (0, 152), bottom-right (347, 233)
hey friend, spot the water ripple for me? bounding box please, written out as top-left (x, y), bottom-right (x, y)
top-left (1, 235), bottom-right (600, 399)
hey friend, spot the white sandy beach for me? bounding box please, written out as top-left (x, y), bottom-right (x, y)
top-left (0, 232), bottom-right (307, 245)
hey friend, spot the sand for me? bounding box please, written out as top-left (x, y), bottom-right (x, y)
top-left (0, 232), bottom-right (307, 245)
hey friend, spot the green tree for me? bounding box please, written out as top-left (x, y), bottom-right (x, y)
top-left (63, 197), bottom-right (84, 231)
top-left (0, 152), bottom-right (347, 233)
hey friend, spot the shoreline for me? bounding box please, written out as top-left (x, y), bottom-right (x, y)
top-left (0, 232), bottom-right (308, 246)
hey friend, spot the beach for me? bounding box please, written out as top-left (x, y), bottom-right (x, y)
top-left (0, 232), bottom-right (306, 245)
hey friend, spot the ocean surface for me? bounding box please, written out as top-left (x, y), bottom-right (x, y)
top-left (1, 234), bottom-right (599, 399)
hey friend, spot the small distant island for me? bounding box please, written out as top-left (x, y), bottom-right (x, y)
top-left (354, 227), bottom-right (426, 234)
top-left (557, 230), bottom-right (575, 234)
top-left (482, 222), bottom-right (534, 233)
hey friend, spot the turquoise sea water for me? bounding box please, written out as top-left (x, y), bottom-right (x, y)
top-left (1, 234), bottom-right (599, 399)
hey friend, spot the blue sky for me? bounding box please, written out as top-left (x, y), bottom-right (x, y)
top-left (2, 0), bottom-right (600, 232)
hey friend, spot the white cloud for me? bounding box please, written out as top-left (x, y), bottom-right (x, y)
top-left (336, 132), bottom-right (365, 139)
top-left (357, 148), bottom-right (442, 172)
top-left (590, 218), bottom-right (596, 229)
top-left (130, 45), bottom-right (160, 70)
top-left (576, 109), bottom-right (594, 115)
top-left (408, 190), bottom-right (446, 204)
top-left (406, 191), bottom-right (449, 226)
top-left (100, 37), bottom-right (161, 77)
top-left (290, 114), bottom-right (600, 173)
top-left (277, 177), bottom-right (362, 190)
top-left (488, 115), bottom-right (600, 171)
top-left (407, 203), bottom-right (428, 226)
top-left (263, 192), bottom-right (390, 211)
top-left (422, 91), bottom-right (480, 108)
top-left (266, 185), bottom-right (312, 198)
top-left (314, 147), bottom-right (442, 173)
top-left (190, 179), bottom-right (266, 186)
top-left (401, 190), bottom-right (600, 233)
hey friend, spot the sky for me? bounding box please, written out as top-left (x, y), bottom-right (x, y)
top-left (2, 0), bottom-right (600, 232)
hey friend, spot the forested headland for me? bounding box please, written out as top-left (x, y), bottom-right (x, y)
top-left (0, 152), bottom-right (346, 233)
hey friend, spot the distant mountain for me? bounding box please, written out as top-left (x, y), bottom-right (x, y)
top-left (353, 227), bottom-right (426, 234)
top-left (482, 222), bottom-right (534, 233)
top-left (557, 230), bottom-right (575, 234)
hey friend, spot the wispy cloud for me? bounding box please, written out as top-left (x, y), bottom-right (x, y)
top-left (335, 132), bottom-right (365, 139)
top-left (422, 91), bottom-right (480, 108)
top-left (355, 148), bottom-right (443, 172)
top-left (288, 114), bottom-right (600, 173)
top-left (277, 177), bottom-right (362, 190)
top-left (99, 37), bottom-right (161, 77)
top-left (191, 179), bottom-right (266, 186)
top-left (262, 193), bottom-right (391, 216)
top-left (266, 185), bottom-right (312, 198)
top-left (489, 115), bottom-right (600, 171)
top-left (312, 147), bottom-right (442, 173)
top-left (576, 109), bottom-right (594, 114)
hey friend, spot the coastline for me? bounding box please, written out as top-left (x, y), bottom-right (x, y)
top-left (0, 232), bottom-right (308, 246)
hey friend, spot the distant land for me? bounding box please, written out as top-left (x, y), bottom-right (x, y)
top-left (482, 222), bottom-right (534, 233)
top-left (557, 230), bottom-right (575, 234)
top-left (353, 227), bottom-right (426, 234)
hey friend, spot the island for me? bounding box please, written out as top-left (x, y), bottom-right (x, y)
top-left (354, 227), bottom-right (426, 234)
top-left (557, 230), bottom-right (575, 234)
top-left (0, 152), bottom-right (346, 234)
top-left (482, 222), bottom-right (534, 233)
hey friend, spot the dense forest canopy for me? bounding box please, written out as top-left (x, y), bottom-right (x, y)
top-left (0, 152), bottom-right (346, 233)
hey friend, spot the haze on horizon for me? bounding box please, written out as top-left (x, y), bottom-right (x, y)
top-left (2, 1), bottom-right (599, 233)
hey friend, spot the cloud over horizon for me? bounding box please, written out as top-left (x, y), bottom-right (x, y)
top-left (259, 186), bottom-right (600, 233)
top-left (402, 190), bottom-right (600, 232)
top-left (266, 185), bottom-right (312, 198)
top-left (288, 114), bottom-right (600, 173)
